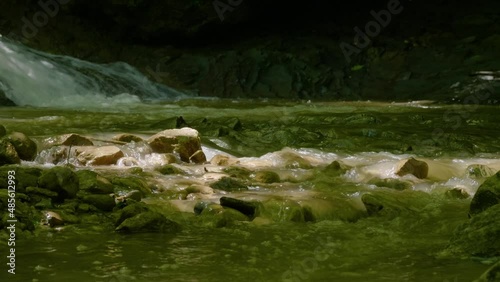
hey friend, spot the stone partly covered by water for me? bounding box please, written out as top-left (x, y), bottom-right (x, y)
top-left (76, 146), bottom-right (125, 166)
top-left (148, 127), bottom-right (206, 163)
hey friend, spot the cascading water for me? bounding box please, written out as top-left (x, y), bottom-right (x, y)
top-left (0, 35), bottom-right (187, 108)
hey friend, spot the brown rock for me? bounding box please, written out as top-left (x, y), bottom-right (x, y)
top-left (396, 157), bottom-right (428, 179)
top-left (189, 149), bottom-right (207, 164)
top-left (0, 139), bottom-right (20, 165)
top-left (147, 127), bottom-right (203, 163)
top-left (210, 154), bottom-right (239, 166)
top-left (113, 134), bottom-right (144, 143)
top-left (44, 133), bottom-right (94, 148)
top-left (76, 146), bottom-right (124, 166)
top-left (6, 132), bottom-right (37, 161)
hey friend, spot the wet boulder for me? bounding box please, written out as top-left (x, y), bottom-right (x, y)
top-left (147, 127), bottom-right (204, 163)
top-left (113, 134), bottom-right (144, 143)
top-left (396, 157), bottom-right (428, 179)
top-left (6, 132), bottom-right (37, 161)
top-left (448, 204), bottom-right (500, 258)
top-left (76, 170), bottom-right (114, 194)
top-left (0, 140), bottom-right (20, 165)
top-left (209, 177), bottom-right (248, 192)
top-left (82, 194), bottom-right (116, 211)
top-left (76, 146), bottom-right (124, 165)
top-left (219, 197), bottom-right (261, 218)
top-left (253, 171), bottom-right (280, 183)
top-left (115, 210), bottom-right (180, 233)
top-left (469, 172), bottom-right (500, 216)
top-left (43, 133), bottom-right (94, 148)
top-left (38, 166), bottom-right (79, 200)
top-left (189, 149), bottom-right (207, 164)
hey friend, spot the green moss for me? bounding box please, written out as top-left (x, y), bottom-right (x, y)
top-left (209, 177), bottom-right (248, 192)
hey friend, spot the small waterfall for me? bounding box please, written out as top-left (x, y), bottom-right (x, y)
top-left (0, 36), bottom-right (187, 108)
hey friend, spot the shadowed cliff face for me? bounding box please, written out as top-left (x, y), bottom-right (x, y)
top-left (0, 0), bottom-right (499, 102)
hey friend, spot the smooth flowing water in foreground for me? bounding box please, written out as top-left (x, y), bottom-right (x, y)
top-left (1, 101), bottom-right (499, 282)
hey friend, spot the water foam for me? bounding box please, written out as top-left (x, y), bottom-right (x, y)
top-left (0, 36), bottom-right (187, 108)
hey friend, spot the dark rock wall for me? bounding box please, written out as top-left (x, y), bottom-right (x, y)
top-left (1, 0), bottom-right (499, 101)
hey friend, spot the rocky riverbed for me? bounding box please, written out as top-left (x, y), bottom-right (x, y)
top-left (0, 101), bottom-right (499, 281)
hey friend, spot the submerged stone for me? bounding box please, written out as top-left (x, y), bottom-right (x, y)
top-left (253, 171), bottom-right (280, 183)
top-left (448, 204), bottom-right (500, 258)
top-left (38, 166), bottom-right (79, 200)
top-left (259, 198), bottom-right (305, 222)
top-left (5, 132), bottom-right (37, 161)
top-left (220, 196), bottom-right (260, 218)
top-left (115, 211), bottom-right (180, 233)
top-left (210, 154), bottom-right (239, 166)
top-left (209, 177), bottom-right (248, 192)
top-left (470, 172), bottom-right (500, 217)
top-left (156, 164), bottom-right (185, 175)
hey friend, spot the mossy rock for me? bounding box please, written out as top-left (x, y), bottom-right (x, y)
top-left (0, 139), bottom-right (20, 165)
top-left (76, 170), bottom-right (114, 194)
top-left (470, 172), bottom-right (500, 216)
top-left (155, 164), bottom-right (185, 175)
top-left (223, 166), bottom-right (252, 179)
top-left (115, 202), bottom-right (150, 226)
top-left (322, 160), bottom-right (348, 177)
top-left (0, 166), bottom-right (42, 193)
top-left (448, 204), bottom-right (500, 258)
top-left (38, 166), bottom-right (79, 200)
top-left (253, 171), bottom-right (280, 183)
top-left (219, 197), bottom-right (261, 218)
top-left (112, 176), bottom-right (151, 195)
top-left (5, 132), bottom-right (37, 161)
top-left (26, 186), bottom-right (58, 198)
top-left (259, 198), bottom-right (305, 222)
top-left (82, 194), bottom-right (116, 211)
top-left (115, 211), bottom-right (180, 233)
top-left (209, 177), bottom-right (248, 192)
top-left (368, 178), bottom-right (412, 191)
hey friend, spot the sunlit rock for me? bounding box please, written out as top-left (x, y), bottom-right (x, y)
top-left (41, 211), bottom-right (64, 227)
top-left (5, 132), bottom-right (37, 161)
top-left (76, 170), bottom-right (114, 194)
top-left (76, 146), bottom-right (124, 166)
top-left (113, 133), bottom-right (144, 143)
top-left (469, 172), bottom-right (500, 216)
top-left (396, 157), bottom-right (428, 179)
top-left (38, 166), bottom-right (79, 200)
top-left (148, 127), bottom-right (204, 163)
top-left (0, 139), bottom-right (20, 165)
top-left (448, 204), bottom-right (500, 258)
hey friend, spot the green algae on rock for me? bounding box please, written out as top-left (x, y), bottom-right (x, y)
top-left (470, 172), bottom-right (500, 217)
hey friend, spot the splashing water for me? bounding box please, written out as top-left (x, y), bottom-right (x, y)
top-left (0, 36), bottom-right (187, 108)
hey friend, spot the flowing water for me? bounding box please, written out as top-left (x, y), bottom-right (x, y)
top-left (1, 37), bottom-right (499, 281)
